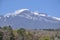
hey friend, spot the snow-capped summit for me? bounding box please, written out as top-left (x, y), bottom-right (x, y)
top-left (0, 9), bottom-right (60, 29)
top-left (14, 9), bottom-right (30, 14)
top-left (4, 9), bottom-right (30, 17)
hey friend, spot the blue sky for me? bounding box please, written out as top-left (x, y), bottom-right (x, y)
top-left (0, 0), bottom-right (60, 17)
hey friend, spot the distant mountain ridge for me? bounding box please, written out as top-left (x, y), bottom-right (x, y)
top-left (0, 9), bottom-right (60, 29)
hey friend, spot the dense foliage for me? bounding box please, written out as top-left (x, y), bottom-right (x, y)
top-left (0, 26), bottom-right (60, 40)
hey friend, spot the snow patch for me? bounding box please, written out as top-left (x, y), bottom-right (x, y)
top-left (34, 12), bottom-right (47, 16)
top-left (40, 14), bottom-right (46, 16)
top-left (52, 17), bottom-right (60, 21)
top-left (34, 12), bottom-right (39, 15)
top-left (4, 13), bottom-right (12, 18)
top-left (0, 17), bottom-right (1, 19)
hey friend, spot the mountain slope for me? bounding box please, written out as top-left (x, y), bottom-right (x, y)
top-left (0, 9), bottom-right (60, 29)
